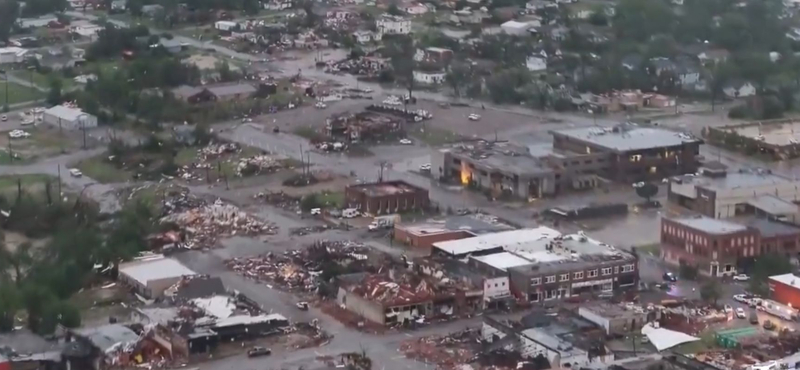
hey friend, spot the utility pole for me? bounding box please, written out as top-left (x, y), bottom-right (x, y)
top-left (298, 144), bottom-right (305, 176)
top-left (378, 161), bottom-right (387, 183)
top-left (1, 69), bottom-right (8, 112)
top-left (57, 164), bottom-right (62, 199)
top-left (81, 119), bottom-right (87, 149)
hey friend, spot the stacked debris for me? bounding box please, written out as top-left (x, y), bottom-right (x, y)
top-left (254, 191), bottom-right (301, 211)
top-left (225, 240), bottom-right (374, 292)
top-left (236, 154), bottom-right (286, 176)
top-left (400, 328), bottom-right (479, 370)
top-left (161, 198), bottom-right (277, 249)
top-left (198, 143), bottom-right (240, 160)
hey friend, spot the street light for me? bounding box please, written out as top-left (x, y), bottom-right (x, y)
top-left (0, 69), bottom-right (8, 112)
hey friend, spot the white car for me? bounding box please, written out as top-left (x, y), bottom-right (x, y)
top-left (632, 181), bottom-right (645, 188)
top-left (310, 208), bottom-right (321, 215)
top-left (315, 102), bottom-right (327, 109)
top-left (736, 307), bottom-right (746, 319)
top-left (724, 304), bottom-right (733, 313)
top-left (0, 115), bottom-right (6, 122)
top-left (399, 138), bottom-right (412, 145)
top-left (419, 163), bottom-right (431, 171)
top-left (468, 114), bottom-right (481, 121)
top-left (8, 130), bottom-right (30, 138)
top-left (69, 168), bottom-right (83, 177)
top-left (733, 294), bottom-right (748, 303)
top-left (733, 274), bottom-right (750, 281)
top-left (20, 119), bottom-right (34, 126)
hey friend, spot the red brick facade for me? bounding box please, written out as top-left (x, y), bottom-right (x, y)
top-left (345, 181), bottom-right (430, 215)
top-left (769, 278), bottom-right (800, 308)
top-left (393, 227), bottom-right (474, 250)
top-left (660, 218), bottom-right (759, 277)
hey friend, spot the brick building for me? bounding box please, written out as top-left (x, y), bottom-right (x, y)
top-left (768, 273), bottom-right (800, 308)
top-left (550, 125), bottom-right (702, 183)
top-left (393, 214), bottom-right (515, 250)
top-left (660, 217), bottom-right (800, 277)
top-left (344, 180), bottom-right (429, 215)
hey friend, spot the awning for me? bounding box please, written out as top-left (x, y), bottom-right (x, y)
top-left (641, 323), bottom-right (699, 351)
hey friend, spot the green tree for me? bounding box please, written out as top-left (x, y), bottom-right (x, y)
top-left (46, 77), bottom-right (63, 106)
top-left (387, 2), bottom-right (403, 15)
top-left (104, 200), bottom-right (155, 264)
top-left (0, 283), bottom-right (20, 332)
top-left (613, 0), bottom-right (674, 42)
top-left (445, 61), bottom-right (471, 97)
top-left (384, 35), bottom-right (417, 99)
top-left (635, 183), bottom-right (659, 202)
top-left (751, 254), bottom-right (793, 295)
top-left (0, 241), bottom-right (34, 285)
top-left (700, 280), bottom-right (722, 305)
top-left (300, 194), bottom-right (321, 212)
top-left (0, 0), bottom-right (20, 43)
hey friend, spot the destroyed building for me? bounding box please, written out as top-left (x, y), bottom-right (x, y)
top-left (336, 270), bottom-right (467, 326)
top-left (118, 254), bottom-right (198, 298)
top-left (325, 111), bottom-right (402, 143)
top-left (481, 312), bottom-right (613, 369)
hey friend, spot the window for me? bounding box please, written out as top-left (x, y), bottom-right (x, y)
top-left (545, 290), bottom-right (558, 300)
top-left (622, 264), bottom-right (634, 273)
top-left (614, 266), bottom-right (619, 274)
top-left (531, 277), bottom-right (541, 286)
top-left (560, 274), bottom-right (569, 281)
top-left (502, 281), bottom-right (506, 286)
top-left (630, 154), bottom-right (642, 162)
top-left (601, 267), bottom-right (612, 276)
top-left (573, 271), bottom-right (584, 279)
top-left (545, 275), bottom-right (556, 284)
top-left (588, 269), bottom-right (598, 278)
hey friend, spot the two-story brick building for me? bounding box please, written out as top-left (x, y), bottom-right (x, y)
top-left (345, 180), bottom-right (429, 215)
top-left (660, 216), bottom-right (800, 276)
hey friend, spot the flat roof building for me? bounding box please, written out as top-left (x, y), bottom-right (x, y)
top-left (345, 180), bottom-right (429, 215)
top-left (394, 213), bottom-right (515, 250)
top-left (578, 302), bottom-right (649, 336)
top-left (43, 105), bottom-right (98, 130)
top-left (661, 216), bottom-right (800, 277)
top-left (431, 227), bottom-right (561, 258)
top-left (118, 254), bottom-right (197, 298)
top-left (668, 167), bottom-right (800, 219)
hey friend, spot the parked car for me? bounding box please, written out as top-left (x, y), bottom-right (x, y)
top-left (247, 347), bottom-right (272, 358)
top-left (733, 274), bottom-right (750, 281)
top-left (734, 294), bottom-right (748, 303)
top-left (662, 272), bottom-right (677, 282)
top-left (736, 307), bottom-right (747, 319)
top-left (419, 163), bottom-right (431, 172)
top-left (296, 302), bottom-right (309, 310)
top-left (399, 138), bottom-right (412, 145)
top-left (1, 115), bottom-right (6, 122)
top-left (8, 130), bottom-right (30, 138)
top-left (310, 208), bottom-right (321, 215)
top-left (468, 113), bottom-right (481, 121)
top-left (724, 304), bottom-right (733, 313)
top-left (750, 311), bottom-right (759, 324)
top-left (69, 168), bottom-right (83, 177)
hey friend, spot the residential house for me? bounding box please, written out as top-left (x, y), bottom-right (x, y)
top-left (376, 14), bottom-right (411, 35)
top-left (352, 30), bottom-right (381, 44)
top-left (697, 48), bottom-right (730, 65)
top-left (723, 80), bottom-right (757, 98)
top-left (215, 21), bottom-right (239, 31)
top-left (158, 38), bottom-right (186, 53)
top-left (675, 60), bottom-right (701, 86)
top-left (526, 55), bottom-right (547, 72)
top-left (501, 20), bottom-right (533, 35)
top-left (264, 0), bottom-right (292, 10)
top-left (205, 83), bottom-right (257, 102)
top-left (413, 69), bottom-right (446, 84)
top-left (405, 3), bottom-right (429, 15)
top-left (17, 15), bottom-right (58, 29)
top-left (0, 47), bottom-right (28, 64)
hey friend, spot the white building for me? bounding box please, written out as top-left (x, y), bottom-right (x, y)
top-left (352, 30), bottom-right (381, 44)
top-left (405, 4), bottom-right (429, 15)
top-left (376, 14), bottom-right (411, 35)
top-left (118, 254), bottom-right (197, 298)
top-left (0, 47), bottom-right (28, 64)
top-left (264, 0), bottom-right (292, 10)
top-left (214, 21), bottom-right (239, 31)
top-left (723, 81), bottom-right (757, 98)
top-left (526, 55), bottom-right (547, 72)
top-left (413, 70), bottom-right (446, 84)
top-left (501, 20), bottom-right (532, 35)
top-left (71, 24), bottom-right (104, 38)
top-left (43, 105), bottom-right (98, 130)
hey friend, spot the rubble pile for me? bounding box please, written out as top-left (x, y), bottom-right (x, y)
top-left (254, 191), bottom-right (301, 211)
top-left (226, 240), bottom-right (373, 292)
top-left (400, 328), bottom-right (479, 370)
top-left (161, 198), bottom-right (277, 249)
top-left (236, 154), bottom-right (287, 176)
top-left (198, 143), bottom-right (240, 160)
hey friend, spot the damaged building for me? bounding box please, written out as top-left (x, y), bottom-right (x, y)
top-left (325, 111), bottom-right (402, 143)
top-left (345, 180), bottom-right (429, 215)
top-left (432, 227), bottom-right (639, 303)
top-left (336, 270), bottom-right (470, 326)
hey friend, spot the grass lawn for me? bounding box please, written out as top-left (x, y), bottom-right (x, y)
top-left (0, 82), bottom-right (44, 105)
top-left (74, 155), bottom-right (132, 184)
top-left (408, 125), bottom-right (462, 146)
top-left (293, 125), bottom-right (324, 141)
top-left (0, 174), bottom-right (57, 198)
top-left (317, 191), bottom-right (344, 208)
top-left (10, 70), bottom-right (76, 91)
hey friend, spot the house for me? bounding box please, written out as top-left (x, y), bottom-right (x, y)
top-left (118, 254), bottom-right (197, 298)
top-left (405, 3), bottom-right (429, 15)
top-left (414, 47), bottom-right (453, 64)
top-left (43, 105), bottom-right (98, 130)
top-left (697, 48), bottom-right (730, 64)
top-left (723, 80), bottom-right (757, 98)
top-left (71, 23), bottom-right (104, 38)
top-left (171, 85), bottom-right (214, 104)
top-left (501, 20), bottom-right (533, 35)
top-left (526, 55), bottom-right (547, 72)
top-left (376, 14), bottom-right (411, 35)
top-left (0, 47), bottom-right (28, 64)
top-left (214, 21), bottom-right (239, 32)
top-left (413, 69), bottom-right (446, 84)
top-left (264, 0), bottom-right (292, 10)
top-left (352, 30), bottom-right (381, 44)
top-left (675, 61), bottom-right (701, 86)
top-left (141, 4), bottom-right (164, 17)
top-left (158, 38), bottom-right (186, 53)
top-left (205, 83), bottom-right (256, 101)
